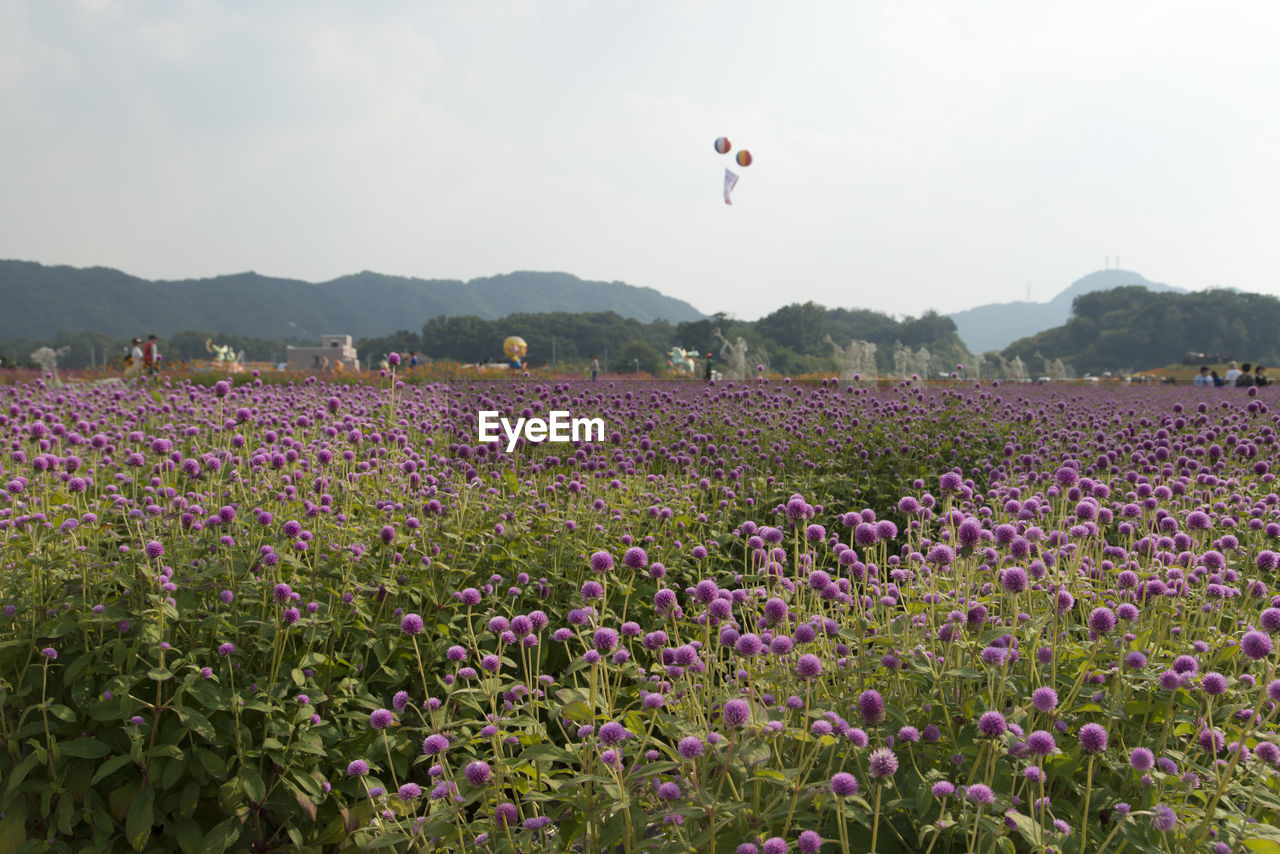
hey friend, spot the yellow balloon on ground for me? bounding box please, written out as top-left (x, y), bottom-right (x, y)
top-left (503, 336), bottom-right (528, 360)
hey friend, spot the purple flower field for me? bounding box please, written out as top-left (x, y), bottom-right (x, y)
top-left (3, 371), bottom-right (1280, 853)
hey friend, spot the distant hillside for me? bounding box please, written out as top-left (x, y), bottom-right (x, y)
top-left (0, 261), bottom-right (705, 341)
top-left (950, 270), bottom-right (1184, 353)
top-left (1001, 286), bottom-right (1280, 376)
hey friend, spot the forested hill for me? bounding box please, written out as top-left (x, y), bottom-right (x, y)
top-left (949, 269), bottom-right (1183, 353)
top-left (1001, 286), bottom-right (1280, 375)
top-left (0, 261), bottom-right (705, 340)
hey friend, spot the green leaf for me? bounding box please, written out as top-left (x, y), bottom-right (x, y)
top-left (147, 667), bottom-right (173, 681)
top-left (91, 754), bottom-right (136, 785)
top-left (60, 737), bottom-right (110, 759)
top-left (561, 700), bottom-right (592, 722)
top-left (176, 707), bottom-right (215, 741)
top-left (125, 785), bottom-right (154, 851)
top-left (239, 765), bottom-right (266, 803)
top-left (1244, 840), bottom-right (1280, 853)
top-left (0, 799), bottom-right (27, 851)
top-left (3, 752), bottom-right (42, 801)
top-left (203, 817), bottom-right (242, 854)
top-left (47, 702), bottom-right (77, 722)
top-left (161, 755), bottom-right (187, 790)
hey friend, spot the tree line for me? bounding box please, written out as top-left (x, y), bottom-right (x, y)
top-left (1002, 286), bottom-right (1280, 376)
top-left (1, 304), bottom-right (972, 378)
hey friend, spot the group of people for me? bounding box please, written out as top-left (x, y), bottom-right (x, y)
top-left (126, 335), bottom-right (161, 378)
top-left (1194, 361), bottom-right (1269, 387)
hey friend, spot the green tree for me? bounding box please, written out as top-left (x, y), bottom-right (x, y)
top-left (616, 340), bottom-right (663, 374)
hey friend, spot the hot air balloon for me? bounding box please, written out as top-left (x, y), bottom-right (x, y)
top-left (714, 137), bottom-right (732, 154)
top-left (736, 150), bottom-right (752, 167)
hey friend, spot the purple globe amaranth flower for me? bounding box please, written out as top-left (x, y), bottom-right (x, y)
top-left (494, 802), bottom-right (518, 827)
top-left (867, 747), bottom-right (898, 779)
top-left (401, 613), bottom-right (423, 635)
top-left (464, 760), bottom-right (491, 786)
top-left (1130, 746), bottom-right (1155, 771)
top-left (1151, 805), bottom-right (1177, 832)
top-left (735, 633), bottom-right (763, 657)
top-left (1026, 730), bottom-right (1056, 755)
top-left (830, 772), bottom-right (858, 796)
top-left (722, 699), bottom-right (751, 727)
top-left (931, 780), bottom-right (955, 798)
top-left (347, 759), bottom-right (369, 777)
top-left (622, 546), bottom-right (648, 568)
top-left (369, 709), bottom-right (394, 729)
top-left (1242, 630), bottom-right (1273, 661)
top-left (678, 736), bottom-right (703, 759)
top-left (797, 830), bottom-right (822, 854)
top-left (1088, 606), bottom-right (1117, 635)
top-left (144, 540), bottom-right (164, 559)
top-left (1261, 608), bottom-right (1280, 634)
top-left (977, 711), bottom-right (1007, 738)
top-left (1201, 672), bottom-right (1228, 695)
top-left (796, 653), bottom-right (823, 679)
top-left (1000, 566), bottom-right (1028, 594)
top-left (423, 734), bottom-right (449, 755)
top-left (858, 689), bottom-right (885, 725)
top-left (1031, 687), bottom-right (1058, 713)
top-left (589, 551), bottom-right (614, 572)
top-left (966, 783), bottom-right (995, 805)
top-left (592, 627), bottom-right (619, 653)
top-left (1186, 511), bottom-right (1212, 530)
top-left (1079, 723), bottom-right (1108, 754)
top-left (656, 781), bottom-right (682, 800)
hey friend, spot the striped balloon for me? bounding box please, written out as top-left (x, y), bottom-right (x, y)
top-left (736, 150), bottom-right (752, 167)
top-left (714, 137), bottom-right (731, 154)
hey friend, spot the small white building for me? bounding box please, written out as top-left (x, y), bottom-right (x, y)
top-left (287, 335), bottom-right (361, 371)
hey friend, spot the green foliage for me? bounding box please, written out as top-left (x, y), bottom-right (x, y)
top-left (1004, 286), bottom-right (1280, 374)
top-left (615, 340), bottom-right (664, 374)
top-left (362, 304), bottom-right (968, 376)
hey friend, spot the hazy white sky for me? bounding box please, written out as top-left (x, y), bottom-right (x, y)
top-left (3, 0), bottom-right (1279, 320)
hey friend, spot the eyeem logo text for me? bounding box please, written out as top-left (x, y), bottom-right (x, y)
top-left (478, 411), bottom-right (606, 452)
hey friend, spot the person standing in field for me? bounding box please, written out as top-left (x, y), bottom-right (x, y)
top-left (1255, 366), bottom-right (1269, 387)
top-left (1193, 366), bottom-right (1211, 387)
top-left (142, 335), bottom-right (160, 376)
top-left (1238, 363), bottom-right (1256, 388)
top-left (1225, 361), bottom-right (1242, 386)
top-left (590, 354), bottom-right (600, 381)
top-left (126, 338), bottom-right (143, 379)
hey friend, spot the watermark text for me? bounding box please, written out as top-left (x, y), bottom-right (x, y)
top-left (478, 410), bottom-right (605, 452)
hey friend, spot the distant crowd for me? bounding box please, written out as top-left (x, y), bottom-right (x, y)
top-left (1194, 361), bottom-right (1269, 387)
top-left (124, 335), bottom-right (161, 378)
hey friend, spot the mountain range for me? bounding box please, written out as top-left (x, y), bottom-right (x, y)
top-left (948, 270), bottom-right (1186, 354)
top-left (0, 261), bottom-right (706, 342)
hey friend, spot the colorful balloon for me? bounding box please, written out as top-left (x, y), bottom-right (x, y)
top-left (736, 150), bottom-right (752, 167)
top-left (714, 137), bottom-right (731, 154)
